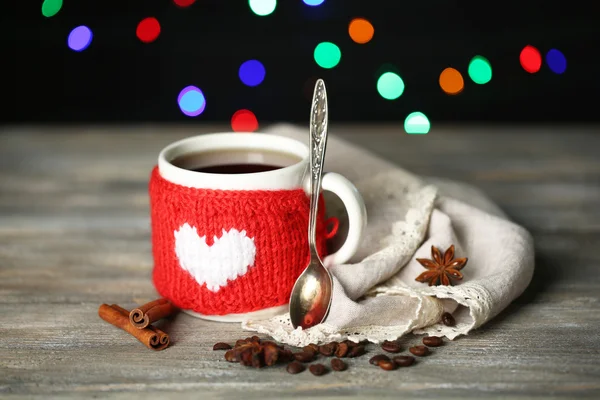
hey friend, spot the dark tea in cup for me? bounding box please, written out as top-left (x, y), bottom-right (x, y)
top-left (171, 149), bottom-right (303, 174)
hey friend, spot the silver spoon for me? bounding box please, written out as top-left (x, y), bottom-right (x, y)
top-left (289, 79), bottom-right (333, 330)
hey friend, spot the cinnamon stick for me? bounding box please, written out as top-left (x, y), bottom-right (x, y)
top-left (112, 304), bottom-right (170, 348)
top-left (98, 304), bottom-right (170, 350)
top-left (129, 298), bottom-right (178, 329)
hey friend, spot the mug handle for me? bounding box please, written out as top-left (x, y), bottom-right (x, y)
top-left (320, 172), bottom-right (367, 267)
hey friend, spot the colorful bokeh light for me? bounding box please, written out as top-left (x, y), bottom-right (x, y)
top-left (303, 0), bottom-right (325, 5)
top-left (546, 49), bottom-right (566, 74)
top-left (314, 42), bottom-right (341, 69)
top-left (404, 112), bottom-right (430, 134)
top-left (173, 0), bottom-right (196, 7)
top-left (178, 86), bottom-right (206, 117)
top-left (439, 67), bottom-right (464, 95)
top-left (231, 109), bottom-right (259, 132)
top-left (377, 72), bottom-right (404, 100)
top-left (249, 0), bottom-right (276, 16)
top-left (239, 60), bottom-right (266, 87)
top-left (41, 0), bottom-right (62, 17)
top-left (520, 45), bottom-right (542, 74)
top-left (468, 56), bottom-right (492, 84)
top-left (68, 26), bottom-right (93, 52)
top-left (136, 18), bottom-right (161, 43)
top-left (348, 18), bottom-right (374, 44)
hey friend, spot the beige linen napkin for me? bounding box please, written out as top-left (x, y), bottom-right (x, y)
top-left (242, 124), bottom-right (535, 346)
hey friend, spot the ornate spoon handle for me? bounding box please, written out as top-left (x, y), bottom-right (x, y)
top-left (308, 79), bottom-right (328, 254)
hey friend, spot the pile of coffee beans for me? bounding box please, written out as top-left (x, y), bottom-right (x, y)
top-left (368, 335), bottom-right (444, 371)
top-left (213, 309), bottom-right (455, 375)
top-left (213, 334), bottom-right (446, 375)
top-left (213, 336), bottom-right (293, 368)
top-left (213, 336), bottom-right (367, 375)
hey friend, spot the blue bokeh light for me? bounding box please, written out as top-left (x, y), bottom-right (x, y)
top-left (67, 26), bottom-right (93, 52)
top-left (238, 60), bottom-right (266, 87)
top-left (177, 86), bottom-right (206, 117)
top-left (546, 49), bottom-right (566, 74)
top-left (303, 0), bottom-right (325, 6)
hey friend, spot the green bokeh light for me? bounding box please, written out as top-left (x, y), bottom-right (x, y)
top-left (377, 72), bottom-right (404, 100)
top-left (41, 0), bottom-right (62, 17)
top-left (468, 56), bottom-right (492, 84)
top-left (248, 0), bottom-right (277, 16)
top-left (404, 112), bottom-right (430, 134)
top-left (313, 42), bottom-right (341, 69)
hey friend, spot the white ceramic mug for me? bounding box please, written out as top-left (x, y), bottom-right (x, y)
top-left (151, 132), bottom-right (367, 321)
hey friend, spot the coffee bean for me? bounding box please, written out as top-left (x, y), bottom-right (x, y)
top-left (302, 345), bottom-right (317, 356)
top-left (294, 351), bottom-right (315, 363)
top-left (224, 350), bottom-right (236, 362)
top-left (392, 355), bottom-right (415, 367)
top-left (231, 346), bottom-right (244, 361)
top-left (239, 348), bottom-right (254, 366)
top-left (381, 340), bottom-right (401, 353)
top-left (213, 342), bottom-right (232, 351)
top-left (409, 345), bottom-right (429, 356)
top-left (331, 358), bottom-right (347, 371)
top-left (378, 360), bottom-right (398, 371)
top-left (235, 339), bottom-right (248, 347)
top-left (441, 312), bottom-right (456, 327)
top-left (243, 336), bottom-right (260, 344)
top-left (233, 343), bottom-right (254, 358)
top-left (319, 343), bottom-right (337, 357)
top-left (262, 340), bottom-right (283, 349)
top-left (334, 342), bottom-right (349, 358)
top-left (306, 343), bottom-right (320, 353)
top-left (309, 363), bottom-right (328, 376)
top-left (286, 361), bottom-right (305, 374)
top-left (343, 340), bottom-right (358, 348)
top-left (348, 345), bottom-right (365, 358)
top-left (369, 354), bottom-right (391, 366)
top-left (251, 349), bottom-right (264, 368)
top-left (422, 336), bottom-right (443, 347)
top-left (263, 344), bottom-right (279, 366)
top-left (278, 348), bottom-right (294, 363)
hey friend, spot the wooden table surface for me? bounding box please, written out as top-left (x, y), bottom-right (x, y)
top-left (1, 124), bottom-right (599, 399)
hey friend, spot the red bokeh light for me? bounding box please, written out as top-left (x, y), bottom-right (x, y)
top-left (136, 17), bottom-right (161, 43)
top-left (520, 45), bottom-right (542, 74)
top-left (173, 0), bottom-right (196, 7)
top-left (231, 110), bottom-right (259, 132)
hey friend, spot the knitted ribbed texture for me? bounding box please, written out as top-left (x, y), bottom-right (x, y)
top-left (149, 167), bottom-right (329, 315)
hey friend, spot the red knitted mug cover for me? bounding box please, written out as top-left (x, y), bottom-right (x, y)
top-left (149, 166), bottom-right (333, 315)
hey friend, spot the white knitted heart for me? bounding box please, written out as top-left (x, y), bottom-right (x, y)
top-left (174, 223), bottom-right (256, 292)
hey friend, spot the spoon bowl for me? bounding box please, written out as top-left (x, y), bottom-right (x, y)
top-left (289, 254), bottom-right (333, 329)
top-left (289, 78), bottom-right (333, 330)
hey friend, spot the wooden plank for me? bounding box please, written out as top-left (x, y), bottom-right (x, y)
top-left (1, 125), bottom-right (599, 399)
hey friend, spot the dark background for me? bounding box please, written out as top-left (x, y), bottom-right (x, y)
top-left (5, 0), bottom-right (599, 124)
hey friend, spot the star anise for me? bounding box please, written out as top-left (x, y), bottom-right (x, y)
top-left (415, 245), bottom-right (467, 286)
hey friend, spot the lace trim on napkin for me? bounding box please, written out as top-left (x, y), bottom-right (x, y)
top-left (242, 282), bottom-right (493, 346)
top-left (241, 295), bottom-right (444, 347)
